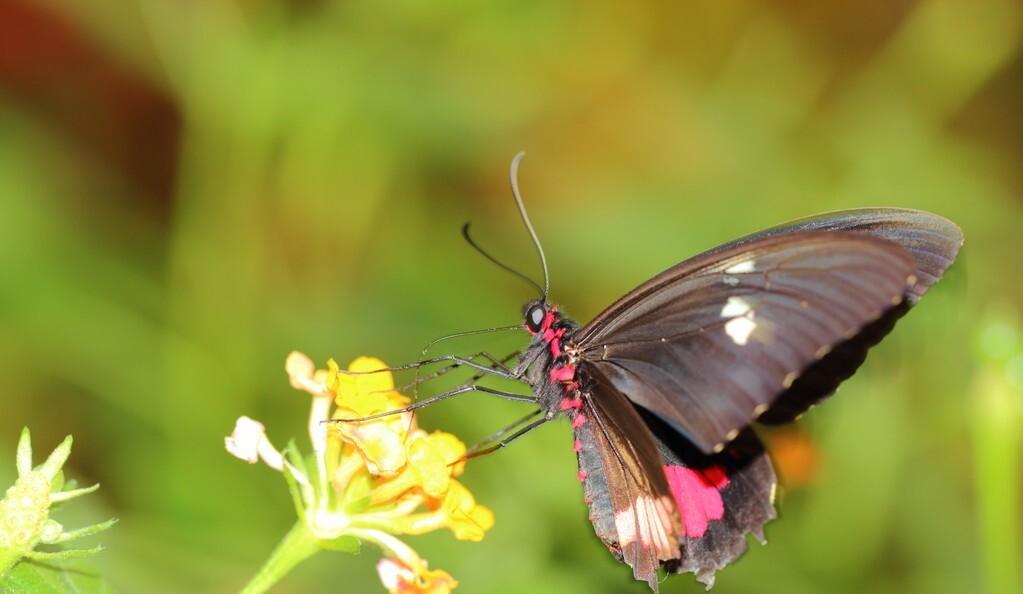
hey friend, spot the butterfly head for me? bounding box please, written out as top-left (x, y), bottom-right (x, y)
top-left (523, 300), bottom-right (551, 335)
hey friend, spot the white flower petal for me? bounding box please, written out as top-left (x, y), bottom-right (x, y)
top-left (225, 417), bottom-right (267, 464)
top-left (286, 351), bottom-right (328, 396)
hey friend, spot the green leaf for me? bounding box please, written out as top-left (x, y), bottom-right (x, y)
top-left (0, 558), bottom-right (118, 594)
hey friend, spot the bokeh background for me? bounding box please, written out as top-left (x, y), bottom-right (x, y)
top-left (2, 1), bottom-right (1022, 593)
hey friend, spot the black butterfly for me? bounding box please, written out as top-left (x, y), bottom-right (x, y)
top-left (341, 154), bottom-right (962, 590)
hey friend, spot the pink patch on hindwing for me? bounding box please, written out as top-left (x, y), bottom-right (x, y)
top-left (663, 464), bottom-right (730, 538)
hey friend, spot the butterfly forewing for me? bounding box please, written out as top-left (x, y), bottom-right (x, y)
top-left (577, 232), bottom-right (917, 453)
top-left (755, 298), bottom-right (910, 425)
top-left (698, 208), bottom-right (963, 302)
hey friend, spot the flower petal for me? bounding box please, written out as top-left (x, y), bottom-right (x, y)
top-left (287, 351), bottom-right (328, 396)
top-left (332, 358), bottom-right (410, 424)
top-left (376, 557), bottom-right (458, 594)
top-left (443, 482), bottom-right (494, 542)
top-left (225, 417), bottom-right (284, 470)
top-left (225, 417), bottom-right (266, 463)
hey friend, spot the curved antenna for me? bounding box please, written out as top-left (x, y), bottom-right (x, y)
top-left (462, 223), bottom-right (544, 296)
top-left (509, 151), bottom-right (550, 301)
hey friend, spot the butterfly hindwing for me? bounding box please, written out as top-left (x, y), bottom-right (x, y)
top-left (575, 366), bottom-right (779, 590)
top-left (578, 231), bottom-right (918, 453)
top-left (575, 365), bottom-right (679, 590)
top-left (647, 412), bottom-right (778, 589)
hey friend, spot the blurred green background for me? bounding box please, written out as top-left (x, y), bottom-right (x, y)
top-left (2, 1), bottom-right (1022, 593)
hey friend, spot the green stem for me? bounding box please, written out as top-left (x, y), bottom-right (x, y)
top-left (239, 522), bottom-right (321, 594)
top-left (0, 547), bottom-right (25, 578)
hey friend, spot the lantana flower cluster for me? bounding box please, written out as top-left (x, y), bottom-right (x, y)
top-left (226, 353), bottom-right (494, 594)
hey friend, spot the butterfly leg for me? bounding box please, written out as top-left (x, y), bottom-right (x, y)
top-left (462, 412), bottom-right (554, 460)
top-left (464, 409), bottom-right (543, 456)
top-left (329, 384), bottom-right (536, 423)
top-left (336, 354), bottom-right (523, 382)
top-left (399, 350), bottom-right (523, 397)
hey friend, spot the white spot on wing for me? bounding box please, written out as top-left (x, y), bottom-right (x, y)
top-left (721, 297), bottom-right (757, 345)
top-left (725, 317), bottom-right (756, 345)
top-left (614, 506), bottom-right (636, 546)
top-left (725, 259), bottom-right (755, 274)
top-left (721, 296), bottom-right (751, 318)
top-left (613, 496), bottom-right (676, 556)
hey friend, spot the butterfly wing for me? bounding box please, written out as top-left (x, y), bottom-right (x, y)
top-left (576, 364), bottom-right (778, 590)
top-left (575, 366), bottom-right (680, 589)
top-left (691, 208), bottom-right (963, 302)
top-left (693, 208), bottom-right (963, 425)
top-left (576, 231), bottom-right (920, 453)
top-left (567, 209), bottom-right (960, 587)
top-left (650, 419), bottom-right (777, 589)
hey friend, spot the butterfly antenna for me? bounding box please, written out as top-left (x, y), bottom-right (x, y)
top-left (461, 223), bottom-right (544, 296)
top-left (509, 151), bottom-right (550, 301)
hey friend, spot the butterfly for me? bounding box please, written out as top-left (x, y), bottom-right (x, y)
top-left (341, 153), bottom-right (962, 590)
top-left (462, 153), bottom-right (963, 590)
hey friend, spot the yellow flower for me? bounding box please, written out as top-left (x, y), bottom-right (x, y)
top-left (393, 480), bottom-right (495, 542)
top-left (330, 357), bottom-right (414, 476)
top-left (332, 356), bottom-right (401, 399)
top-left (370, 431), bottom-right (466, 504)
top-left (227, 352), bottom-right (494, 594)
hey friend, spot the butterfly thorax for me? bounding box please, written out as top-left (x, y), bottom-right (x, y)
top-left (520, 303), bottom-right (583, 417)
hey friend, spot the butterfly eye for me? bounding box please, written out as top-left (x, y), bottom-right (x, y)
top-left (526, 304), bottom-right (546, 333)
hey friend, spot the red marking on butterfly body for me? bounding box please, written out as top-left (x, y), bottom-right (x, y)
top-left (663, 464), bottom-right (730, 538)
top-left (550, 364), bottom-right (576, 382)
top-left (539, 310), bottom-right (556, 333)
top-left (527, 308), bottom-right (569, 357)
top-left (545, 326), bottom-right (566, 356)
top-left (560, 396), bottom-right (584, 410)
